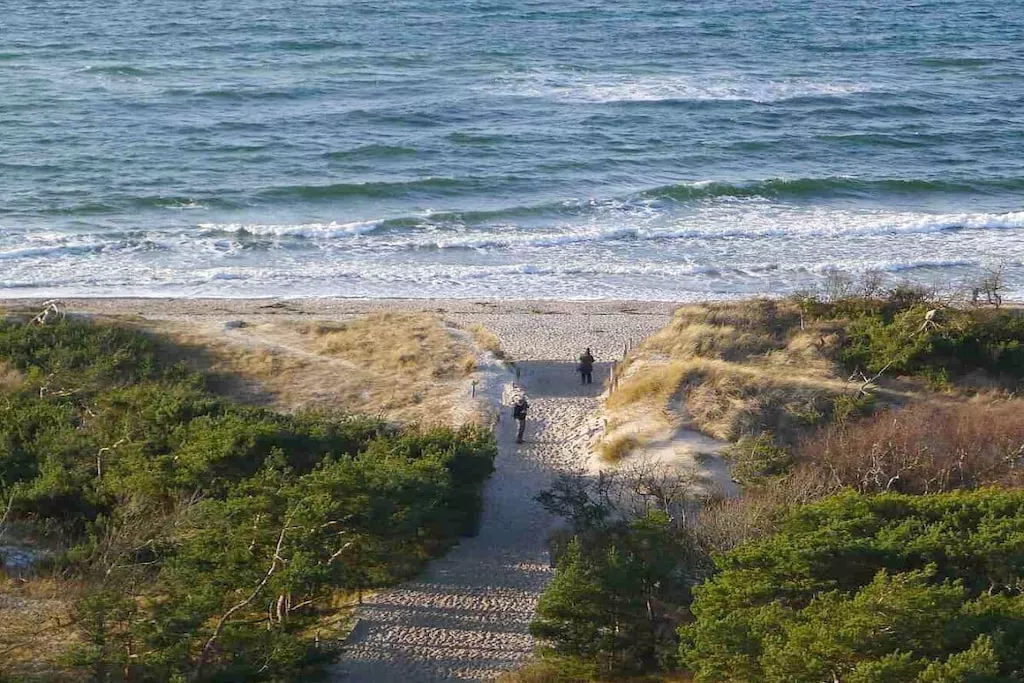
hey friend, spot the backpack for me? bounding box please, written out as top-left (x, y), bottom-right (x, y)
top-left (513, 400), bottom-right (527, 419)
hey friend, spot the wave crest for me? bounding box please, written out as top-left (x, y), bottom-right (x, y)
top-left (488, 72), bottom-right (875, 104)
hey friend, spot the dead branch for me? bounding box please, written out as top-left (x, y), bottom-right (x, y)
top-left (0, 492), bottom-right (14, 543)
top-left (191, 521), bottom-right (288, 681)
top-left (847, 360), bottom-right (893, 398)
top-left (30, 300), bottom-right (65, 326)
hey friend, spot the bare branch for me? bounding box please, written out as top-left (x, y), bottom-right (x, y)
top-left (191, 521), bottom-right (288, 681)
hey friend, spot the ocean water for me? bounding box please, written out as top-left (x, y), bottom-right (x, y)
top-left (2, 0), bottom-right (1024, 300)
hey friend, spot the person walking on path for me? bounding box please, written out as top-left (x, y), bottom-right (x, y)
top-left (512, 394), bottom-right (530, 443)
top-left (578, 347), bottom-right (595, 385)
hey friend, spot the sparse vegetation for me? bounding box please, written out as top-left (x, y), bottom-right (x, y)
top-left (598, 299), bottom-right (857, 460)
top-left (310, 312), bottom-right (476, 380)
top-left (597, 433), bottom-right (642, 462)
top-left (724, 431), bottom-right (792, 486)
top-left (600, 284), bottom-right (1024, 462)
top-left (793, 400), bottom-right (1024, 494)
top-left (0, 316), bottom-right (496, 681)
top-left (157, 311), bottom-right (485, 424)
top-left (467, 322), bottom-right (508, 360)
top-left (533, 282), bottom-right (1024, 682)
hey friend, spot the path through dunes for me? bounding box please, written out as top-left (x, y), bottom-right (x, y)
top-left (335, 362), bottom-right (603, 681)
top-left (334, 308), bottom-right (671, 681)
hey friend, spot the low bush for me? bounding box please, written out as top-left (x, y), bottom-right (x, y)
top-left (724, 432), bottom-right (792, 486)
top-left (839, 305), bottom-right (1024, 386)
top-left (531, 515), bottom-right (697, 678)
top-left (680, 490), bottom-right (1024, 682)
top-left (531, 473), bottom-right (712, 679)
top-left (793, 400), bottom-right (1024, 494)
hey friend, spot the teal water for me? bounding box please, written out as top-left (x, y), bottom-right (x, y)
top-left (2, 0), bottom-right (1023, 299)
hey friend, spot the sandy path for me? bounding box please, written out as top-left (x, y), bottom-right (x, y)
top-left (334, 311), bottom-right (670, 682)
top-left (334, 364), bottom-right (600, 681)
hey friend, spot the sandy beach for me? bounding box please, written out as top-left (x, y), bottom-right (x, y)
top-left (4, 297), bottom-right (673, 681)
top-left (5, 297), bottom-right (674, 325)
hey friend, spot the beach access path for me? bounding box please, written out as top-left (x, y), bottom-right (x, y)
top-left (332, 303), bottom-right (671, 681)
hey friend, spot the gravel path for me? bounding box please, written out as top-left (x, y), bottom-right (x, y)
top-left (334, 309), bottom-right (670, 682)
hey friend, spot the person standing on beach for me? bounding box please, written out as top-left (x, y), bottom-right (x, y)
top-left (512, 394), bottom-right (529, 443)
top-left (578, 347), bottom-right (595, 385)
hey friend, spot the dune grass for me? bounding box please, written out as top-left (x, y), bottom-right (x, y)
top-left (0, 576), bottom-right (79, 681)
top-left (308, 312), bottom-right (478, 380)
top-left (158, 312), bottom-right (486, 425)
top-left (600, 300), bottom-right (852, 460)
top-left (466, 322), bottom-right (508, 360)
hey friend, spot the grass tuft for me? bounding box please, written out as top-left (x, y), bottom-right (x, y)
top-left (467, 323), bottom-right (508, 360)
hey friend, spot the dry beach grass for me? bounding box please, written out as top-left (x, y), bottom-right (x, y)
top-left (599, 300), bottom-right (885, 463)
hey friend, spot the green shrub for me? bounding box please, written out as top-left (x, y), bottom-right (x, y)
top-left (680, 490), bottom-right (1024, 682)
top-left (0, 317), bottom-right (497, 681)
top-left (839, 306), bottom-right (1024, 384)
top-left (531, 512), bottom-right (694, 677)
top-left (726, 432), bottom-right (793, 485)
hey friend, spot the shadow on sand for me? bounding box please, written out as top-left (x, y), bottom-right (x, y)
top-left (511, 361), bottom-right (611, 399)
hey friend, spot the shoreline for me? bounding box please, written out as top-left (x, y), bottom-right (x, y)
top-left (0, 297), bottom-right (682, 321)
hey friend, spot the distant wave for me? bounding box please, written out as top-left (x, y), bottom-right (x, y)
top-left (78, 64), bottom-right (152, 77)
top-left (489, 72), bottom-right (876, 104)
top-left (324, 144), bottom-right (422, 160)
top-left (257, 176), bottom-right (487, 201)
top-left (196, 205), bottom-right (1024, 252)
top-left (266, 38), bottom-right (360, 52)
top-left (0, 244), bottom-right (104, 261)
top-left (644, 176), bottom-right (1024, 202)
top-left (42, 196), bottom-right (233, 216)
top-left (31, 173), bottom-right (1024, 221)
top-left (916, 56), bottom-right (1004, 68)
top-left (133, 196), bottom-right (234, 211)
top-left (406, 210), bottom-right (1024, 251)
top-left (884, 259), bottom-right (977, 272)
top-left (456, 259), bottom-right (984, 280)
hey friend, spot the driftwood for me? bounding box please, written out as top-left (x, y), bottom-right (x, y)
top-left (30, 299), bottom-right (65, 325)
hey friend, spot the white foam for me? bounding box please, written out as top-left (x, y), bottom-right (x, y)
top-left (199, 220), bottom-right (383, 238)
top-left (5, 194), bottom-right (1024, 301)
top-left (210, 270), bottom-right (252, 281)
top-left (488, 72), bottom-right (874, 104)
top-left (369, 206), bottom-right (1024, 252)
top-left (807, 259), bottom-right (979, 275)
top-left (412, 226), bottom-right (641, 250)
top-left (164, 200), bottom-right (207, 210)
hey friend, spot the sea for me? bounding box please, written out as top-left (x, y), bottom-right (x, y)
top-left (3, 0), bottom-right (1024, 300)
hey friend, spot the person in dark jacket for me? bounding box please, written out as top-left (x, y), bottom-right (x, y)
top-left (512, 394), bottom-right (529, 443)
top-left (578, 347), bottom-right (595, 384)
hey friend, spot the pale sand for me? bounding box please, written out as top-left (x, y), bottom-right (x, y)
top-left (5, 297), bottom-right (672, 681)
